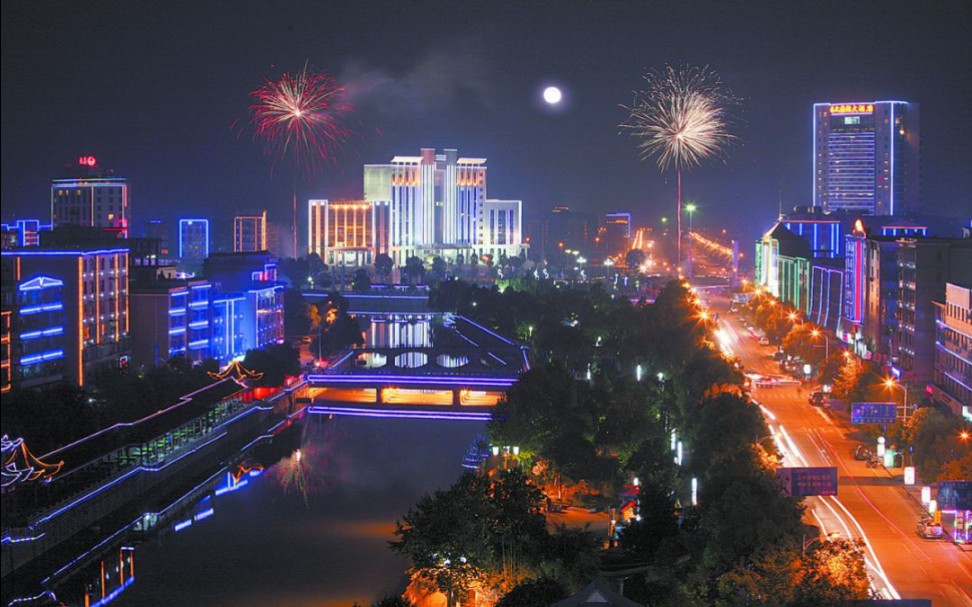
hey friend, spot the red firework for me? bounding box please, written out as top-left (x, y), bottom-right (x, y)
top-left (248, 64), bottom-right (352, 175)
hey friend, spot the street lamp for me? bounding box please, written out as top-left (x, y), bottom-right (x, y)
top-left (883, 376), bottom-right (910, 423)
top-left (810, 328), bottom-right (830, 361)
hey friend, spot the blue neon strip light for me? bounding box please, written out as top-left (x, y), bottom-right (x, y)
top-left (20, 349), bottom-right (65, 365)
top-left (169, 327), bottom-right (186, 335)
top-left (18, 276), bottom-right (64, 291)
top-left (188, 321), bottom-right (208, 329)
top-left (189, 339), bottom-right (209, 349)
top-left (20, 303), bottom-right (64, 315)
top-left (20, 326), bottom-right (64, 340)
top-left (169, 307), bottom-right (186, 315)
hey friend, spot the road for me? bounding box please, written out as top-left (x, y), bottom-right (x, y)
top-left (712, 295), bottom-right (972, 606)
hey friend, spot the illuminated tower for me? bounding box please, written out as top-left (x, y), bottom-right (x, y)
top-left (813, 101), bottom-right (919, 215)
top-left (51, 156), bottom-right (130, 237)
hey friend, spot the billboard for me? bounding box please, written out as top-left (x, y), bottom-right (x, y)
top-left (851, 402), bottom-right (897, 425)
top-left (938, 481), bottom-right (972, 511)
top-left (776, 467), bottom-right (838, 497)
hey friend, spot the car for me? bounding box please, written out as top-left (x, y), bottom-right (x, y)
top-left (772, 350), bottom-right (785, 361)
top-left (853, 445), bottom-right (871, 461)
top-left (300, 336), bottom-right (313, 344)
top-left (917, 520), bottom-right (944, 539)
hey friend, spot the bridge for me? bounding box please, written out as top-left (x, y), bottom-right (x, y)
top-left (304, 315), bottom-right (527, 420)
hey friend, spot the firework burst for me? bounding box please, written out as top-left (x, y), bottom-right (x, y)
top-left (248, 64), bottom-right (353, 175)
top-left (621, 65), bottom-right (739, 272)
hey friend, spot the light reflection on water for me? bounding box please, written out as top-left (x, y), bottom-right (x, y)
top-left (117, 416), bottom-right (484, 607)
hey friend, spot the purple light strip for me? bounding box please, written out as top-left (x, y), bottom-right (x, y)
top-left (306, 374), bottom-right (516, 386)
top-left (306, 405), bottom-right (491, 421)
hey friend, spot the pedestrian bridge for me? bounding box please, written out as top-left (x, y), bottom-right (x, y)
top-left (304, 315), bottom-right (525, 420)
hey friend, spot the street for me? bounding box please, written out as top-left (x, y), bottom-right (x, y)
top-left (713, 294), bottom-right (972, 606)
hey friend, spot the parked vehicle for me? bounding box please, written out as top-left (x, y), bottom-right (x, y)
top-left (853, 445), bottom-right (871, 461)
top-left (866, 456), bottom-right (882, 468)
top-left (917, 520), bottom-right (944, 539)
top-left (759, 336), bottom-right (771, 346)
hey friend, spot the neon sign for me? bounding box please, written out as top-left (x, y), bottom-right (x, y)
top-left (830, 103), bottom-right (874, 115)
top-left (78, 155), bottom-right (97, 167)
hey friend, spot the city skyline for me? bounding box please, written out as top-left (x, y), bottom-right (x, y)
top-left (3, 1), bottom-right (971, 250)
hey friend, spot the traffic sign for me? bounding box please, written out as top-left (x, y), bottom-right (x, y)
top-left (776, 466), bottom-right (838, 496)
top-left (851, 402), bottom-right (897, 425)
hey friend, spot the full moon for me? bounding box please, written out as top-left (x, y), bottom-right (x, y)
top-left (543, 86), bottom-right (562, 105)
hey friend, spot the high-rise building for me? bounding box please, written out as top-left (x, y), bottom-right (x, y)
top-left (1, 244), bottom-right (130, 386)
top-left (931, 283), bottom-right (972, 414)
top-left (895, 237), bottom-right (972, 386)
top-left (544, 206), bottom-right (597, 260)
top-left (51, 157), bottom-right (130, 237)
top-left (179, 218), bottom-right (210, 262)
top-left (233, 211), bottom-right (268, 253)
top-left (598, 212), bottom-right (631, 258)
top-left (813, 101), bottom-right (919, 216)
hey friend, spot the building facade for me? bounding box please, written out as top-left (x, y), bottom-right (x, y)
top-left (895, 238), bottom-right (972, 386)
top-left (813, 101), bottom-right (919, 216)
top-left (51, 159), bottom-right (130, 237)
top-left (233, 211), bottom-right (268, 253)
top-left (178, 218), bottom-right (210, 263)
top-left (307, 199), bottom-right (389, 266)
top-left (2, 245), bottom-right (130, 386)
top-left (931, 283), bottom-right (972, 414)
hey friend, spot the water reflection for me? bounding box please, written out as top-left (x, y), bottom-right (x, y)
top-left (117, 416), bottom-right (484, 607)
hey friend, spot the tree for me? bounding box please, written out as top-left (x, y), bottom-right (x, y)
top-left (242, 343), bottom-right (300, 386)
top-left (392, 470), bottom-right (549, 606)
top-left (374, 253), bottom-right (394, 283)
top-left (284, 287), bottom-right (316, 335)
top-left (431, 256), bottom-right (449, 282)
top-left (403, 256), bottom-right (426, 285)
top-left (352, 268), bottom-right (372, 292)
top-left (277, 256), bottom-right (310, 288)
top-left (496, 578), bottom-right (567, 607)
top-left (625, 249), bottom-right (646, 270)
top-left (781, 324), bottom-right (827, 365)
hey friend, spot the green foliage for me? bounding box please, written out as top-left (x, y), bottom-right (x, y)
top-left (374, 253), bottom-right (394, 281)
top-left (352, 267), bottom-right (372, 292)
top-left (905, 406), bottom-right (966, 482)
top-left (496, 578), bottom-right (568, 607)
top-left (284, 287), bottom-right (316, 335)
top-left (242, 343), bottom-right (300, 386)
top-left (392, 470), bottom-right (549, 600)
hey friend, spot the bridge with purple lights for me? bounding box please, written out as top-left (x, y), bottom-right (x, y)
top-left (304, 315), bottom-right (527, 419)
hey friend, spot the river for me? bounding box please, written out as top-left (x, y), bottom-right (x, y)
top-left (116, 415), bottom-right (485, 607)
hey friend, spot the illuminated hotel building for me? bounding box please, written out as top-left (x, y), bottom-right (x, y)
top-left (2, 246), bottom-right (130, 386)
top-left (308, 199), bottom-right (389, 266)
top-left (233, 211), bottom-right (268, 253)
top-left (204, 252), bottom-right (284, 351)
top-left (51, 158), bottom-right (130, 237)
top-left (361, 148), bottom-right (524, 265)
top-left (178, 218), bottom-right (210, 262)
top-left (813, 101), bottom-right (919, 216)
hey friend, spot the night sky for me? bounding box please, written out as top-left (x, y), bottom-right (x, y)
top-left (2, 1), bottom-right (970, 247)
